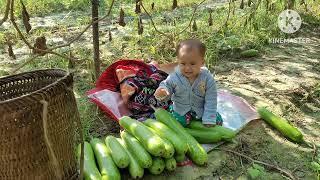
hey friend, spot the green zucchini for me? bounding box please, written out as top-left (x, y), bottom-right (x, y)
top-left (165, 158), bottom-right (177, 171)
top-left (144, 119), bottom-right (188, 155)
top-left (76, 142), bottom-right (102, 180)
top-left (154, 108), bottom-right (208, 166)
top-left (120, 131), bottom-right (152, 168)
top-left (188, 121), bottom-right (236, 141)
top-left (159, 136), bottom-right (175, 159)
top-left (258, 107), bottom-right (303, 143)
top-left (90, 138), bottom-right (121, 180)
top-left (146, 126), bottom-right (175, 158)
top-left (119, 116), bottom-right (165, 156)
top-left (185, 128), bottom-right (222, 143)
top-left (174, 153), bottom-right (186, 163)
top-left (117, 138), bottom-right (144, 179)
top-left (240, 49), bottom-right (259, 58)
top-left (148, 157), bottom-right (165, 175)
top-left (105, 135), bottom-right (130, 168)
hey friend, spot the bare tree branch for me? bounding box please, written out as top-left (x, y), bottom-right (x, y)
top-left (10, 0), bottom-right (76, 73)
top-left (9, 0), bottom-right (115, 74)
top-left (140, 2), bottom-right (172, 39)
top-left (0, 0), bottom-right (11, 26)
top-left (10, 0), bottom-right (74, 58)
top-left (11, 50), bottom-right (77, 74)
top-left (11, 54), bottom-right (43, 73)
top-left (47, 0), bottom-right (115, 52)
top-left (10, 0), bottom-right (33, 49)
top-left (10, 0), bottom-right (114, 53)
top-left (140, 0), bottom-right (206, 39)
top-left (175, 0), bottom-right (206, 36)
top-left (217, 148), bottom-right (297, 180)
top-left (48, 51), bottom-right (76, 61)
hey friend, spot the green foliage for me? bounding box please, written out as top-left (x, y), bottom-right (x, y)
top-left (0, 33), bottom-right (5, 48)
top-left (311, 149), bottom-right (320, 172)
top-left (247, 167), bottom-right (261, 179)
top-left (0, 0), bottom-right (92, 16)
top-left (60, 0), bottom-right (91, 11)
top-left (311, 161), bottom-right (320, 172)
top-left (0, 1), bottom-right (5, 11)
top-left (247, 164), bottom-right (265, 179)
top-left (0, 0), bottom-right (200, 17)
top-left (24, 56), bottom-right (68, 70)
top-left (0, 69), bottom-right (10, 77)
top-left (76, 94), bottom-right (97, 140)
top-left (312, 83), bottom-right (320, 98)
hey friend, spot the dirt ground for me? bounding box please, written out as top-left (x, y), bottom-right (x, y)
top-left (1, 9), bottom-right (319, 179)
top-left (89, 27), bottom-right (320, 179)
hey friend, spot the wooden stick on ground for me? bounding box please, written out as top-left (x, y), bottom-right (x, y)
top-left (216, 148), bottom-right (297, 180)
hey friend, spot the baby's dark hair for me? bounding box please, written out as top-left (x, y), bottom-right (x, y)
top-left (176, 39), bottom-right (206, 58)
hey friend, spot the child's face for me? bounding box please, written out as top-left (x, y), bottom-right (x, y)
top-left (177, 46), bottom-right (204, 80)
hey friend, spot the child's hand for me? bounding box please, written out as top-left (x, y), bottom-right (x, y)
top-left (154, 88), bottom-right (170, 101)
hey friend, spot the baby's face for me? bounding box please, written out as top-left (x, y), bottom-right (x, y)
top-left (177, 46), bottom-right (204, 80)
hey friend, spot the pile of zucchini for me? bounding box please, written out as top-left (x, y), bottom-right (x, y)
top-left (77, 108), bottom-right (236, 179)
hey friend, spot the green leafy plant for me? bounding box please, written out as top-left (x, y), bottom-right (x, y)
top-left (313, 83), bottom-right (320, 98)
top-left (311, 162), bottom-right (320, 172)
top-left (247, 164), bottom-right (265, 179)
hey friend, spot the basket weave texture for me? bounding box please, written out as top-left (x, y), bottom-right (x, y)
top-left (0, 69), bottom-right (80, 179)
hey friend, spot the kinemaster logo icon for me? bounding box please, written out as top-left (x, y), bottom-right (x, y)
top-left (278, 9), bottom-right (302, 34)
top-left (270, 10), bottom-right (309, 44)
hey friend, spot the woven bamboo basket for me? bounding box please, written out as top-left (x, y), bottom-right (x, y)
top-left (0, 69), bottom-right (83, 180)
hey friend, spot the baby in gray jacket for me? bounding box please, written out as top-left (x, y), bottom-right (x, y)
top-left (154, 39), bottom-right (222, 127)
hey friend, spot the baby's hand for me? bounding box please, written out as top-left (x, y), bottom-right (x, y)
top-left (154, 88), bottom-right (170, 101)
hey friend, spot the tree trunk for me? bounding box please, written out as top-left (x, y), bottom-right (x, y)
top-left (286, 0), bottom-right (295, 9)
top-left (172, 0), bottom-right (177, 10)
top-left (92, 0), bottom-right (100, 80)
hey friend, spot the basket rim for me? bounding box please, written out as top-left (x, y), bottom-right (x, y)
top-left (0, 68), bottom-right (71, 104)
